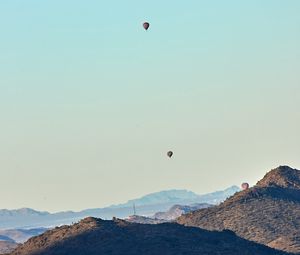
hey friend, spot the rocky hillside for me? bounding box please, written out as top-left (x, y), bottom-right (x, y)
top-left (9, 217), bottom-right (289, 255)
top-left (177, 166), bottom-right (300, 254)
top-left (256, 166), bottom-right (300, 189)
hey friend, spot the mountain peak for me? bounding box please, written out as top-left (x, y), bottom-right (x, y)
top-left (177, 165), bottom-right (300, 254)
top-left (256, 166), bottom-right (300, 189)
top-left (79, 217), bottom-right (102, 226)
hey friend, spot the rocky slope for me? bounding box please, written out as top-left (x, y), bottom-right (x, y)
top-left (9, 217), bottom-right (289, 255)
top-left (177, 166), bottom-right (300, 254)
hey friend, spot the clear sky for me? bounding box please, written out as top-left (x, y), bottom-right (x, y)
top-left (0, 0), bottom-right (300, 212)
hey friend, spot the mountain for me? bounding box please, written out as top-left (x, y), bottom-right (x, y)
top-left (196, 186), bottom-right (240, 204)
top-left (0, 236), bottom-right (14, 243)
top-left (9, 217), bottom-right (289, 255)
top-left (0, 228), bottom-right (47, 243)
top-left (0, 209), bottom-right (49, 218)
top-left (177, 166), bottom-right (300, 254)
top-left (112, 186), bottom-right (240, 208)
top-left (126, 203), bottom-right (212, 224)
top-left (0, 241), bottom-right (18, 255)
top-left (113, 189), bottom-right (199, 207)
top-left (154, 203), bottom-right (212, 221)
top-left (0, 186), bottom-right (239, 229)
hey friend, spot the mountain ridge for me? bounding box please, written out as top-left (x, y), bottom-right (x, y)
top-left (109, 186), bottom-right (239, 208)
top-left (0, 186), bottom-right (239, 229)
top-left (9, 217), bottom-right (290, 255)
top-left (177, 166), bottom-right (300, 254)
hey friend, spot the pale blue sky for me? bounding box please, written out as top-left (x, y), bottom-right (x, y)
top-left (0, 1), bottom-right (300, 212)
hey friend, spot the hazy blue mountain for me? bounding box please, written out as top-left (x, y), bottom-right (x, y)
top-left (153, 203), bottom-right (212, 221)
top-left (0, 228), bottom-right (48, 243)
top-left (0, 240), bottom-right (17, 254)
top-left (197, 185), bottom-right (241, 203)
top-left (111, 186), bottom-right (240, 208)
top-left (127, 203), bottom-right (213, 224)
top-left (0, 235), bottom-right (15, 242)
top-left (111, 189), bottom-right (200, 207)
top-left (0, 186), bottom-right (239, 229)
top-left (0, 208), bottom-right (49, 217)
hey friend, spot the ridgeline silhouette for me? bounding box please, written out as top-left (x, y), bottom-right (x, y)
top-left (177, 166), bottom-right (300, 254)
top-left (9, 217), bottom-right (289, 255)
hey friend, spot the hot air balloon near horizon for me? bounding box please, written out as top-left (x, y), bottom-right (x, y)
top-left (241, 182), bottom-right (249, 190)
top-left (143, 22), bottom-right (150, 30)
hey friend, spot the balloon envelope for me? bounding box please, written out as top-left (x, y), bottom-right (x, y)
top-left (167, 151), bottom-right (173, 158)
top-left (143, 22), bottom-right (150, 30)
top-left (241, 183), bottom-right (249, 190)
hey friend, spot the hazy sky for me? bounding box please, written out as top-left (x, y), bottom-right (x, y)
top-left (1, 1), bottom-right (300, 212)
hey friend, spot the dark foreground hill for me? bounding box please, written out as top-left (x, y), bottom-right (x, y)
top-left (9, 217), bottom-right (289, 255)
top-left (177, 166), bottom-right (300, 254)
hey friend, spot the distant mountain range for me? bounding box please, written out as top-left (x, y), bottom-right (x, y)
top-left (0, 228), bottom-right (49, 254)
top-left (112, 186), bottom-right (240, 208)
top-left (0, 241), bottom-right (17, 255)
top-left (111, 189), bottom-right (200, 207)
top-left (9, 217), bottom-right (288, 255)
top-left (126, 203), bottom-right (212, 224)
top-left (153, 203), bottom-right (212, 221)
top-left (0, 186), bottom-right (239, 229)
top-left (0, 228), bottom-right (47, 243)
top-left (4, 165), bottom-right (300, 255)
top-left (177, 166), bottom-right (300, 254)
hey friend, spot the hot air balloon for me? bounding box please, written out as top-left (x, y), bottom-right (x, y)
top-left (241, 182), bottom-right (249, 190)
top-left (143, 22), bottom-right (150, 30)
top-left (167, 151), bottom-right (173, 158)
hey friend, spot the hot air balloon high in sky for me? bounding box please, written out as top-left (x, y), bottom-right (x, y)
top-left (2, 1), bottom-right (299, 214)
top-left (167, 151), bottom-right (173, 158)
top-left (143, 22), bottom-right (150, 30)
